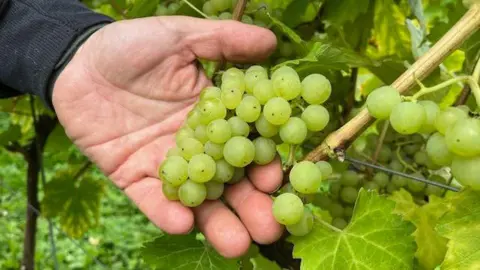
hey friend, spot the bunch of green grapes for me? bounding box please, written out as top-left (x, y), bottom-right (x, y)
top-left (159, 65), bottom-right (332, 236)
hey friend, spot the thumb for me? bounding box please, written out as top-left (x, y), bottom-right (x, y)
top-left (164, 16), bottom-right (277, 63)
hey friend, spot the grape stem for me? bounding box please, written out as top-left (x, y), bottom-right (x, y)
top-left (315, 216), bottom-right (342, 233)
top-left (406, 76), bottom-right (471, 101)
top-left (181, 0), bottom-right (209, 19)
top-left (304, 4), bottom-right (480, 162)
top-left (395, 147), bottom-right (417, 173)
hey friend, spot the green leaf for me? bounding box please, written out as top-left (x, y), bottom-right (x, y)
top-left (0, 113), bottom-right (21, 146)
top-left (436, 189), bottom-right (480, 270)
top-left (267, 13), bottom-right (307, 53)
top-left (290, 190), bottom-right (416, 270)
top-left (177, 0), bottom-right (205, 17)
top-left (282, 0), bottom-right (322, 28)
top-left (44, 124), bottom-right (73, 153)
top-left (322, 0), bottom-right (370, 26)
top-left (126, 0), bottom-right (159, 18)
top-left (142, 234), bottom-right (239, 269)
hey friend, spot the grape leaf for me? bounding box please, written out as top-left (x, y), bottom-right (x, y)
top-left (290, 190), bottom-right (416, 270)
top-left (0, 113), bottom-right (21, 146)
top-left (282, 0), bottom-right (322, 28)
top-left (142, 234), bottom-right (239, 269)
top-left (436, 189), bottom-right (480, 270)
top-left (250, 254), bottom-right (281, 270)
top-left (267, 13), bottom-right (307, 53)
top-left (322, 0), bottom-right (370, 26)
top-left (44, 124), bottom-right (73, 153)
top-left (126, 0), bottom-right (159, 18)
top-left (177, 0), bottom-right (204, 17)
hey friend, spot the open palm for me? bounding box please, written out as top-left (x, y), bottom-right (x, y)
top-left (52, 16), bottom-right (284, 257)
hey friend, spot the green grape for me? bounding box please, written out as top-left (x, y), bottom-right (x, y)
top-left (451, 155), bottom-right (480, 190)
top-left (253, 137), bottom-right (277, 165)
top-left (155, 4), bottom-right (169, 15)
top-left (175, 127), bottom-right (195, 145)
top-left (221, 87), bottom-right (244, 109)
top-left (445, 118), bottom-right (480, 157)
top-left (390, 102), bottom-right (426, 134)
top-left (403, 143), bottom-right (422, 156)
top-left (204, 141), bottom-right (224, 160)
top-left (435, 107), bottom-right (468, 135)
top-left (414, 151), bottom-right (428, 166)
top-left (279, 117), bottom-right (308, 145)
top-left (206, 119), bottom-right (232, 144)
top-left (425, 156), bottom-right (442, 170)
top-left (200, 86), bottom-right (222, 100)
top-left (188, 154), bottom-right (216, 183)
top-left (315, 161), bottom-right (333, 179)
top-left (167, 3), bottom-right (180, 14)
top-left (241, 15), bottom-right (254, 24)
top-left (425, 175), bottom-right (446, 197)
top-left (212, 159), bottom-right (235, 183)
top-left (218, 11), bottom-right (232, 19)
top-left (162, 182), bottom-right (179, 200)
top-left (205, 181), bottom-right (225, 200)
top-left (301, 74), bottom-right (331, 105)
top-left (228, 167), bottom-right (245, 184)
top-left (329, 181), bottom-right (342, 198)
top-left (418, 100), bottom-right (440, 134)
top-left (407, 172), bottom-right (426, 192)
top-left (178, 180), bottom-right (207, 207)
top-left (332, 218), bottom-right (348, 229)
top-left (279, 41), bottom-right (294, 57)
top-left (166, 147), bottom-right (182, 157)
top-left (426, 132), bottom-right (453, 166)
top-left (366, 86), bottom-right (401, 119)
top-left (391, 175), bottom-right (407, 187)
top-left (198, 98), bottom-right (227, 124)
top-left (272, 193), bottom-right (304, 225)
top-left (253, 79), bottom-right (275, 105)
top-left (228, 116), bottom-right (250, 137)
top-left (202, 1), bottom-right (217, 16)
top-left (340, 186), bottom-right (358, 204)
top-left (222, 67), bottom-right (245, 82)
top-left (313, 193), bottom-right (331, 209)
top-left (223, 136), bottom-right (255, 167)
top-left (344, 206), bottom-right (354, 219)
top-left (377, 145), bottom-right (392, 163)
top-left (211, 0), bottom-right (230, 12)
top-left (286, 208), bottom-right (314, 236)
top-left (187, 109), bottom-right (202, 129)
top-left (328, 203), bottom-right (344, 218)
top-left (386, 182), bottom-right (399, 193)
top-left (271, 66), bottom-right (302, 100)
top-left (255, 114), bottom-right (279, 138)
top-left (245, 65), bottom-right (268, 93)
top-left (340, 171), bottom-right (361, 187)
top-left (236, 96), bottom-right (261, 122)
top-left (289, 161), bottom-right (323, 194)
top-left (301, 105), bottom-right (330, 131)
top-left (159, 156), bottom-right (189, 186)
top-left (194, 125), bottom-right (209, 143)
top-left (263, 97), bottom-right (292, 125)
top-left (178, 137), bottom-right (204, 160)
top-left (373, 172), bottom-right (389, 188)
top-left (253, 19), bottom-right (267, 27)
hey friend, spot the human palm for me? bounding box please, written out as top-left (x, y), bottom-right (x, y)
top-left (52, 16), bottom-right (283, 257)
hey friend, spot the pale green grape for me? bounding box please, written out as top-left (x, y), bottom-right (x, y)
top-left (414, 151), bottom-right (428, 166)
top-left (435, 107), bottom-right (468, 135)
top-left (241, 15), bottom-right (253, 24)
top-left (227, 116), bottom-right (249, 137)
top-left (286, 208), bottom-right (313, 236)
top-left (178, 137), bottom-right (204, 160)
top-left (313, 193), bottom-right (331, 209)
top-left (198, 98), bottom-right (227, 124)
top-left (253, 79), bottom-right (275, 105)
top-left (200, 86), bottom-right (221, 100)
top-left (156, 4), bottom-right (169, 15)
top-left (223, 136), bottom-right (255, 167)
top-left (418, 100), bottom-right (440, 134)
top-left (340, 186), bottom-right (358, 204)
top-left (425, 175), bottom-right (446, 197)
top-left (445, 118), bottom-right (480, 157)
top-left (166, 147), bottom-right (182, 157)
top-left (202, 1), bottom-right (217, 16)
top-left (340, 171), bottom-right (360, 187)
top-left (205, 181), bottom-right (225, 200)
top-left (245, 65), bottom-right (268, 93)
top-left (159, 156), bottom-right (189, 186)
top-left (377, 145), bottom-right (392, 163)
top-left (373, 172), bottom-right (389, 188)
top-left (207, 119), bottom-right (232, 144)
top-left (364, 181), bottom-right (380, 191)
top-left (344, 206), bottom-right (354, 219)
top-left (271, 66), bottom-right (302, 100)
top-left (391, 175), bottom-right (407, 187)
top-left (222, 67), bottom-right (244, 82)
top-left (167, 3), bottom-right (180, 14)
top-left (204, 141), bottom-right (224, 160)
top-left (187, 109), bottom-right (202, 129)
top-left (315, 161), bottom-right (333, 179)
top-left (390, 102), bottom-right (426, 134)
top-left (301, 74), bottom-right (331, 105)
top-left (221, 87), bottom-right (243, 109)
top-left (162, 182), bottom-right (179, 200)
top-left (178, 180), bottom-right (207, 207)
top-left (328, 203), bottom-right (344, 218)
top-left (329, 181), bottom-right (342, 198)
top-left (451, 155), bottom-right (480, 190)
top-left (228, 167), bottom-right (245, 184)
top-left (263, 97), bottom-right (292, 125)
top-left (255, 114), bottom-right (279, 138)
top-left (407, 172), bottom-right (426, 192)
top-left (218, 11), bottom-right (232, 20)
top-left (301, 105), bottom-right (330, 131)
top-left (289, 161), bottom-right (323, 194)
top-left (194, 125), bottom-right (209, 143)
top-left (175, 127), bottom-right (194, 145)
top-left (279, 117), bottom-right (308, 144)
top-left (403, 142), bottom-right (422, 156)
top-left (212, 159), bottom-right (235, 183)
top-left (272, 193), bottom-right (304, 225)
top-left (366, 86), bottom-right (401, 119)
top-left (426, 132), bottom-right (453, 166)
top-left (236, 96), bottom-right (261, 122)
top-left (211, 0), bottom-right (230, 12)
top-left (188, 154), bottom-right (217, 183)
top-left (332, 218), bottom-right (348, 229)
top-left (253, 137), bottom-right (277, 165)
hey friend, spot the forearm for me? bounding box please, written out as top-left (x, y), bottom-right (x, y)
top-left (0, 0), bottom-right (113, 107)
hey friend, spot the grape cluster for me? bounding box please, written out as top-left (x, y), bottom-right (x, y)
top-left (159, 65), bottom-right (332, 235)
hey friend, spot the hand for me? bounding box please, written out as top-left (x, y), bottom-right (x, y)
top-left (52, 16), bottom-right (284, 257)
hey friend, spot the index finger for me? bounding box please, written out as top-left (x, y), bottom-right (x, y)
top-left (247, 155), bottom-right (283, 193)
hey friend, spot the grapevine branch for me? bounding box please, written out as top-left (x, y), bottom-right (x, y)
top-left (305, 4), bottom-right (480, 162)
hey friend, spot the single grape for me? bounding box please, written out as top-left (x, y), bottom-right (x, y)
top-left (263, 97), bottom-right (292, 125)
top-left (279, 117), bottom-right (308, 145)
top-left (159, 156), bottom-right (189, 186)
top-left (202, 1), bottom-right (217, 16)
top-left (187, 109), bottom-right (202, 129)
top-left (178, 180), bottom-right (207, 207)
top-left (386, 182), bottom-right (400, 193)
top-left (403, 143), bottom-right (422, 156)
top-left (253, 79), bottom-right (275, 104)
top-left (435, 107), bottom-right (468, 135)
top-left (414, 151), bottom-right (428, 166)
top-left (162, 182), bottom-right (179, 200)
top-left (332, 218), bottom-right (348, 229)
top-left (200, 86), bottom-right (222, 100)
top-left (188, 154), bottom-right (217, 183)
top-left (241, 15), bottom-right (254, 24)
top-left (175, 127), bottom-right (195, 145)
top-left (390, 102), bottom-right (426, 134)
top-left (167, 2), bottom-right (180, 14)
top-left (205, 181), bottom-right (225, 200)
top-left (223, 136), bottom-right (255, 167)
top-left (301, 105), bottom-right (330, 132)
top-left (313, 193), bottom-right (331, 209)
top-left (286, 208), bottom-right (314, 236)
top-left (377, 145), bottom-right (392, 163)
top-left (391, 175), bottom-right (407, 187)
top-left (228, 167), bottom-right (245, 184)
top-left (236, 95), bottom-right (261, 122)
top-left (329, 181), bottom-right (342, 199)
top-left (301, 74), bottom-right (331, 105)
top-left (451, 155), bottom-right (480, 190)
top-left (245, 65), bottom-right (268, 93)
top-left (222, 67), bottom-right (244, 82)
top-left (340, 186), bottom-right (358, 204)
top-left (344, 206), bottom-right (354, 219)
top-left (166, 147), bottom-right (182, 157)
top-left (211, 0), bottom-right (230, 12)
top-left (204, 141), bottom-right (224, 160)
top-left (407, 172), bottom-right (426, 192)
top-left (315, 161), bottom-right (333, 179)
top-left (206, 119), bottom-right (232, 144)
top-left (155, 4), bottom-right (169, 15)
top-left (425, 175), bottom-right (446, 197)
top-left (290, 161), bottom-right (323, 194)
top-left (178, 137), bottom-right (204, 160)
top-left (194, 125), bottom-right (209, 143)
top-left (198, 98), bottom-right (227, 124)
top-left (211, 159), bottom-right (235, 183)
top-left (272, 193), bottom-right (304, 225)
top-left (255, 114), bottom-right (279, 138)
top-left (426, 132), bottom-right (453, 166)
top-left (221, 78), bottom-right (245, 109)
top-left (340, 171), bottom-right (361, 187)
top-left (228, 116), bottom-right (250, 137)
top-left (328, 203), bottom-right (344, 218)
top-left (373, 172), bottom-right (389, 188)
top-left (271, 67), bottom-right (302, 100)
top-left (363, 181), bottom-right (379, 192)
top-left (253, 137), bottom-right (277, 165)
top-left (218, 11), bottom-right (232, 20)
top-left (445, 118), bottom-right (480, 157)
top-left (366, 86), bottom-right (401, 119)
top-left (418, 100), bottom-right (440, 134)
